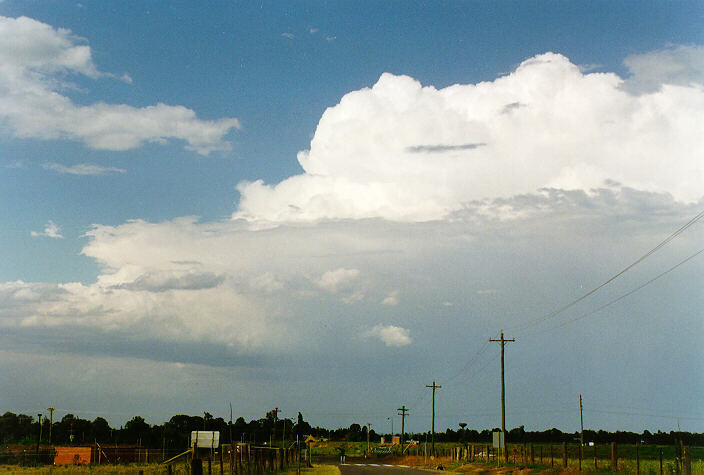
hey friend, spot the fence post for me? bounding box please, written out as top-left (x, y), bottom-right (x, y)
top-left (659, 447), bottom-right (663, 475)
top-left (578, 442), bottom-right (582, 472)
top-left (550, 445), bottom-right (554, 468)
top-left (594, 444), bottom-right (598, 470)
top-left (611, 442), bottom-right (618, 471)
top-left (562, 443), bottom-right (567, 468)
top-left (683, 446), bottom-right (691, 475)
top-left (636, 444), bottom-right (640, 475)
top-left (192, 458), bottom-right (203, 475)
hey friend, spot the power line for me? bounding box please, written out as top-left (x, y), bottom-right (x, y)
top-left (445, 340), bottom-right (491, 385)
top-left (509, 207), bottom-right (704, 333)
top-left (547, 247), bottom-right (704, 331)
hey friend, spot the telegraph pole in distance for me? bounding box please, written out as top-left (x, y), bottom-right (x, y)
top-left (229, 403), bottom-right (234, 447)
top-left (579, 394), bottom-right (585, 458)
top-left (272, 407), bottom-right (281, 447)
top-left (47, 407), bottom-right (54, 446)
top-left (366, 423), bottom-right (371, 455)
top-left (397, 406), bottom-right (408, 455)
top-left (490, 330), bottom-right (515, 463)
top-left (425, 381), bottom-right (442, 456)
top-left (36, 414), bottom-right (42, 454)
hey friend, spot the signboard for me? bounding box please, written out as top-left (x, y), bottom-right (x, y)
top-left (190, 431), bottom-right (220, 449)
top-left (492, 431), bottom-right (504, 449)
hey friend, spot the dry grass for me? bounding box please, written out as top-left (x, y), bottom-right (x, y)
top-left (0, 464), bottom-right (186, 474)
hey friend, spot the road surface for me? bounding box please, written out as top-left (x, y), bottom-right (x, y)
top-left (339, 462), bottom-right (432, 475)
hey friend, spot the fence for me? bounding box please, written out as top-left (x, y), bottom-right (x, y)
top-left (445, 442), bottom-right (696, 474)
top-left (163, 444), bottom-right (303, 475)
top-left (0, 444), bottom-right (304, 475)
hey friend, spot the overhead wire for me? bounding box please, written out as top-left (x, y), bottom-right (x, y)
top-left (508, 207), bottom-right (704, 333)
top-left (546, 247), bottom-right (704, 332)
top-left (371, 209), bottom-right (704, 432)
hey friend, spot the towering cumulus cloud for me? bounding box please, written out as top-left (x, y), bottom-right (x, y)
top-left (1, 48), bottom-right (703, 368)
top-left (236, 51), bottom-right (704, 223)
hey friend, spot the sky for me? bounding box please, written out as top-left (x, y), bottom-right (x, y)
top-left (0, 1), bottom-right (703, 436)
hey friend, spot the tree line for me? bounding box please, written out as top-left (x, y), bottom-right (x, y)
top-left (1, 411), bottom-right (702, 449)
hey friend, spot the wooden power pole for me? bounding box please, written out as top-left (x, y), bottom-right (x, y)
top-left (397, 406), bottom-right (408, 454)
top-left (425, 381), bottom-right (441, 456)
top-left (47, 407), bottom-right (54, 446)
top-left (579, 394), bottom-right (585, 452)
top-left (490, 330), bottom-right (515, 463)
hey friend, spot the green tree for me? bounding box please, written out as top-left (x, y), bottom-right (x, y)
top-left (124, 416), bottom-right (150, 445)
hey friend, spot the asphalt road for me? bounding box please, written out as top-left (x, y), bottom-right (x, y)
top-left (339, 462), bottom-right (432, 475)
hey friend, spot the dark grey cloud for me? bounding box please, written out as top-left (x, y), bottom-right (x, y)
top-left (0, 328), bottom-right (265, 368)
top-left (406, 143), bottom-right (486, 153)
top-left (114, 272), bottom-right (225, 292)
top-left (452, 184), bottom-right (696, 224)
top-left (501, 102), bottom-right (524, 113)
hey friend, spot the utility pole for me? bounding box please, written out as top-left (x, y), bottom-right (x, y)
top-left (490, 330), bottom-right (515, 463)
top-left (579, 394), bottom-right (584, 446)
top-left (425, 381), bottom-right (441, 456)
top-left (273, 407), bottom-right (281, 447)
top-left (397, 406), bottom-right (408, 455)
top-left (47, 408), bottom-right (54, 446)
top-left (229, 403), bottom-right (234, 447)
top-left (366, 423), bottom-right (371, 455)
top-left (36, 414), bottom-right (42, 454)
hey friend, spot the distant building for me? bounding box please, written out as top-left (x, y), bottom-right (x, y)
top-left (53, 445), bottom-right (144, 465)
top-left (54, 446), bottom-right (91, 465)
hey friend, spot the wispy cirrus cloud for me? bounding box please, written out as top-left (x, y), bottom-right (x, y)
top-left (43, 162), bottom-right (126, 175)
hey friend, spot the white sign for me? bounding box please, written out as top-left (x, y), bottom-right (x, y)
top-left (190, 431), bottom-right (220, 449)
top-left (492, 431), bottom-right (504, 449)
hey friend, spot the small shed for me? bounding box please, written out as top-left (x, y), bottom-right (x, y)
top-left (54, 446), bottom-right (93, 465)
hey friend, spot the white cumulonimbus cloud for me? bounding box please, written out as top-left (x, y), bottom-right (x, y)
top-left (364, 324), bottom-right (412, 347)
top-left (0, 16), bottom-right (240, 154)
top-left (235, 49), bottom-right (704, 223)
top-left (2, 47), bottom-right (703, 365)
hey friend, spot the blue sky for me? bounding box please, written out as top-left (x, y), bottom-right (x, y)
top-left (1, 1), bottom-right (703, 434)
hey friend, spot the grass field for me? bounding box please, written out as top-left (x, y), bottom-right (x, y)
top-left (0, 463), bottom-right (342, 475)
top-left (1, 441), bottom-right (701, 473)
